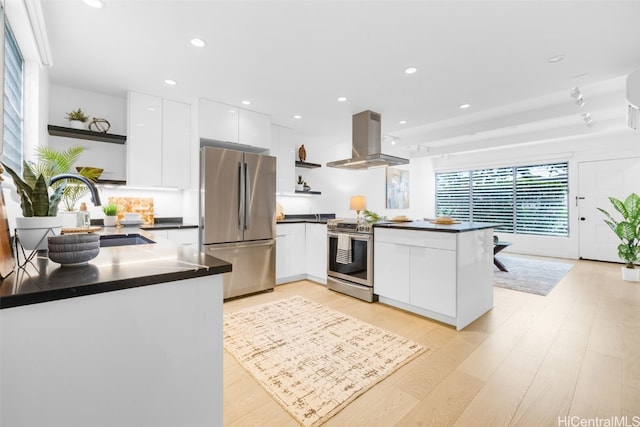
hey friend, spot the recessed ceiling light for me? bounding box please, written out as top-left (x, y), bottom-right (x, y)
top-left (190, 38), bottom-right (206, 48)
top-left (548, 54), bottom-right (566, 63)
top-left (404, 66), bottom-right (418, 75)
top-left (164, 79), bottom-right (177, 86)
top-left (399, 120), bottom-right (407, 124)
top-left (82, 0), bottom-right (105, 8)
top-left (337, 96), bottom-right (347, 102)
top-left (459, 103), bottom-right (471, 109)
top-left (293, 115), bottom-right (302, 119)
top-left (228, 109), bottom-right (236, 113)
top-left (242, 100), bottom-right (251, 105)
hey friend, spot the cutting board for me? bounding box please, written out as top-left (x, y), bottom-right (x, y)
top-left (0, 184), bottom-right (15, 279)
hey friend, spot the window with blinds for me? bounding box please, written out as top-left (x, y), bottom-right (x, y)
top-left (2, 22), bottom-right (24, 174)
top-left (435, 162), bottom-right (569, 237)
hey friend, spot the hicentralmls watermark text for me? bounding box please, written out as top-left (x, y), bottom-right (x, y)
top-left (558, 416), bottom-right (640, 427)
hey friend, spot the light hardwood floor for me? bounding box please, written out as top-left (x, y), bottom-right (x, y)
top-left (223, 258), bottom-right (640, 426)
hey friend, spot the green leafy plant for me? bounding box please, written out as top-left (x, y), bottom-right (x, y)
top-left (598, 193), bottom-right (640, 269)
top-left (102, 202), bottom-right (118, 216)
top-left (1, 160), bottom-right (66, 217)
top-left (65, 108), bottom-right (90, 123)
top-left (363, 209), bottom-right (387, 223)
top-left (297, 175), bottom-right (304, 184)
top-left (35, 146), bottom-right (102, 211)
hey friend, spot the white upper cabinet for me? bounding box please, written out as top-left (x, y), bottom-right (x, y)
top-left (127, 92), bottom-right (162, 186)
top-left (238, 109), bottom-right (271, 149)
top-left (127, 92), bottom-right (191, 188)
top-left (272, 125), bottom-right (295, 194)
top-left (199, 99), bottom-right (239, 143)
top-left (199, 98), bottom-right (271, 150)
top-left (162, 99), bottom-right (191, 189)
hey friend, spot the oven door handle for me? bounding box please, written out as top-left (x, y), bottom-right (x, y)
top-left (327, 231), bottom-right (372, 241)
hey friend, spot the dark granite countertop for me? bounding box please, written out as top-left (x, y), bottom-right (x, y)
top-left (0, 230), bottom-right (231, 309)
top-left (277, 213), bottom-right (335, 224)
top-left (374, 220), bottom-right (502, 233)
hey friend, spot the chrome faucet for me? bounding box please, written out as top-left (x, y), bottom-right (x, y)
top-left (50, 174), bottom-right (102, 206)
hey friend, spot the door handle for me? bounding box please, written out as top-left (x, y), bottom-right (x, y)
top-left (580, 217), bottom-right (586, 221)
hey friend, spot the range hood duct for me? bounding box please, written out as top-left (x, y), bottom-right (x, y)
top-left (326, 110), bottom-right (409, 169)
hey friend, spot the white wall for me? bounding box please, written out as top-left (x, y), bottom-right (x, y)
top-left (295, 121), bottom-right (639, 260)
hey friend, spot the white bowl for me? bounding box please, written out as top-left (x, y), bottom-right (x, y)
top-left (124, 213), bottom-right (141, 221)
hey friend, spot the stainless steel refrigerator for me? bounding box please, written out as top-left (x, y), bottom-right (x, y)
top-left (200, 146), bottom-right (276, 299)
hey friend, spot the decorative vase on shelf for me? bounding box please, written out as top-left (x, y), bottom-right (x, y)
top-left (68, 120), bottom-right (86, 130)
top-left (298, 145), bottom-right (307, 162)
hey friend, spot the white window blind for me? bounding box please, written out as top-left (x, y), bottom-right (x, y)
top-left (436, 162), bottom-right (569, 237)
top-left (2, 22), bottom-right (23, 174)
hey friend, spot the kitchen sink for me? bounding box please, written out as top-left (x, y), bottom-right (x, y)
top-left (99, 234), bottom-right (155, 247)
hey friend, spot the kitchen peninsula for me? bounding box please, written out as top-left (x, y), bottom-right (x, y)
top-left (0, 233), bottom-right (231, 427)
top-left (374, 221), bottom-right (498, 330)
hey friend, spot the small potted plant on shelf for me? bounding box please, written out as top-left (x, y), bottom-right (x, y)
top-left (65, 108), bottom-right (90, 130)
top-left (296, 175), bottom-right (304, 192)
top-left (598, 192), bottom-right (640, 282)
top-left (102, 202), bottom-right (119, 227)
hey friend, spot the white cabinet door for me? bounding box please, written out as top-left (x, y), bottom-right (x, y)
top-left (289, 223), bottom-right (306, 277)
top-left (410, 246), bottom-right (456, 317)
top-left (239, 109), bottom-right (271, 149)
top-left (276, 224), bottom-right (290, 281)
top-left (199, 99), bottom-right (239, 143)
top-left (167, 228), bottom-right (199, 246)
top-left (374, 241), bottom-right (411, 303)
top-left (127, 92), bottom-right (162, 186)
top-left (162, 99), bottom-right (191, 189)
top-left (305, 223), bottom-right (327, 282)
top-left (273, 125), bottom-right (295, 194)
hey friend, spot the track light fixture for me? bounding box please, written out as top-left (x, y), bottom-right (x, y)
top-left (582, 112), bottom-right (593, 127)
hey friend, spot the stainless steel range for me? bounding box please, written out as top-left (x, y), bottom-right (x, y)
top-left (326, 219), bottom-right (377, 302)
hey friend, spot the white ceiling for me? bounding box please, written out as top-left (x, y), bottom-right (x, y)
top-left (39, 0), bottom-right (640, 154)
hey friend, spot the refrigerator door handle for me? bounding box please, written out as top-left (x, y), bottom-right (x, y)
top-left (244, 162), bottom-right (251, 231)
top-left (238, 162), bottom-right (245, 231)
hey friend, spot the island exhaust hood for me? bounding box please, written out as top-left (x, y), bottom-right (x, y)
top-left (326, 110), bottom-right (409, 169)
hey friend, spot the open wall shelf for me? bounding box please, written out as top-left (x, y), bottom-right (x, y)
top-left (295, 161), bottom-right (321, 169)
top-left (48, 125), bottom-right (127, 144)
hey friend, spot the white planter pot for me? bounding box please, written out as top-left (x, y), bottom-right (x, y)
top-left (103, 215), bottom-right (118, 227)
top-left (15, 216), bottom-right (63, 251)
top-left (296, 184), bottom-right (304, 192)
top-left (68, 120), bottom-right (86, 130)
top-left (622, 266), bottom-right (640, 282)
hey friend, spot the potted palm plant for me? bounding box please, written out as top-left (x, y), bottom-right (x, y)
top-left (598, 192), bottom-right (640, 282)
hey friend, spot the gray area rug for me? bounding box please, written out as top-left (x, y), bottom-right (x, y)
top-left (494, 255), bottom-right (574, 296)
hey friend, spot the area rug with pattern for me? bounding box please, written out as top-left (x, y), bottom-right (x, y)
top-left (223, 296), bottom-right (427, 426)
top-left (494, 255), bottom-right (574, 296)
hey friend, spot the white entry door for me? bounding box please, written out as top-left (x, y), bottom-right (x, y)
top-left (578, 158), bottom-right (640, 262)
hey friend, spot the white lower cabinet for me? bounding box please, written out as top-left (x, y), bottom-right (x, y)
top-left (304, 223), bottom-right (327, 283)
top-left (374, 227), bottom-right (493, 330)
top-left (409, 246), bottom-right (456, 318)
top-left (373, 241), bottom-right (410, 303)
top-left (276, 222), bottom-right (326, 284)
top-left (276, 223), bottom-right (306, 283)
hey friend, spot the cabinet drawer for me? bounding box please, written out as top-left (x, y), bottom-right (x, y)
top-left (374, 228), bottom-right (456, 250)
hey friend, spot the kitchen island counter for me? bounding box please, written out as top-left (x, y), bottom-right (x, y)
top-left (374, 220), bottom-right (501, 233)
top-left (0, 230), bottom-right (230, 309)
top-left (374, 223), bottom-right (495, 330)
top-left (0, 229), bottom-right (228, 427)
